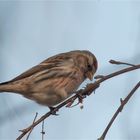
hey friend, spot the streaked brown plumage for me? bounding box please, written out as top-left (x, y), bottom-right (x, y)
top-left (0, 50), bottom-right (98, 107)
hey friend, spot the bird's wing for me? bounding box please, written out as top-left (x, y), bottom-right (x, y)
top-left (9, 64), bottom-right (49, 82)
top-left (8, 53), bottom-right (74, 83)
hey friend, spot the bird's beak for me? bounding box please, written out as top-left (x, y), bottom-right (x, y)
top-left (85, 71), bottom-right (94, 81)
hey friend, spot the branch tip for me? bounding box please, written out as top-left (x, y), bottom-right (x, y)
top-left (109, 59), bottom-right (136, 67)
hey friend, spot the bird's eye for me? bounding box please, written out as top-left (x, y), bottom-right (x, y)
top-left (87, 64), bottom-right (92, 71)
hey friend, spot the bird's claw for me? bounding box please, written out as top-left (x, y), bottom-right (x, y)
top-left (49, 107), bottom-right (59, 115)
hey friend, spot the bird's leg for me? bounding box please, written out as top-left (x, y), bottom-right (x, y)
top-left (48, 106), bottom-right (59, 116)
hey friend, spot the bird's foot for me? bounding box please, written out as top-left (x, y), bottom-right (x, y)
top-left (48, 107), bottom-right (59, 116)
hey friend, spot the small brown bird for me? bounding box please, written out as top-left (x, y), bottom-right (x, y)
top-left (0, 50), bottom-right (98, 107)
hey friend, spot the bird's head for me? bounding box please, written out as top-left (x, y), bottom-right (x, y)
top-left (74, 50), bottom-right (98, 81)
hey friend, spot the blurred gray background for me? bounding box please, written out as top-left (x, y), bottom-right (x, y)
top-left (0, 1), bottom-right (140, 140)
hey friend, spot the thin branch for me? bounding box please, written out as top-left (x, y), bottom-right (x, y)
top-left (109, 60), bottom-right (136, 67)
top-left (25, 112), bottom-right (38, 140)
top-left (98, 81), bottom-right (140, 140)
top-left (41, 120), bottom-right (45, 140)
top-left (16, 62), bottom-right (140, 140)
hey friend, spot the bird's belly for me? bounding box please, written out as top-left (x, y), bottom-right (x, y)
top-left (27, 72), bottom-right (84, 106)
top-left (26, 91), bottom-right (64, 106)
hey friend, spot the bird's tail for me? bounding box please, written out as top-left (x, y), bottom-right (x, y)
top-left (0, 81), bottom-right (22, 93)
top-left (0, 81), bottom-right (13, 92)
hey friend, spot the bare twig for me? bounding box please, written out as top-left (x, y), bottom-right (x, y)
top-left (41, 120), bottom-right (45, 140)
top-left (16, 62), bottom-right (140, 140)
top-left (109, 59), bottom-right (136, 67)
top-left (98, 81), bottom-right (140, 140)
top-left (26, 112), bottom-right (38, 140)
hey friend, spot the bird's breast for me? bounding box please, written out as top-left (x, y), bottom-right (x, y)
top-left (61, 70), bottom-right (85, 96)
